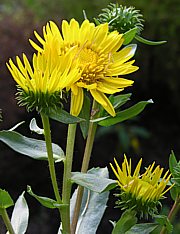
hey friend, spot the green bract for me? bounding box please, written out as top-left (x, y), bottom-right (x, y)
top-left (17, 88), bottom-right (63, 113)
top-left (95, 3), bottom-right (144, 34)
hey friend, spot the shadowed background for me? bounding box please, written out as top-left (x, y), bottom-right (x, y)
top-left (0, 0), bottom-right (180, 233)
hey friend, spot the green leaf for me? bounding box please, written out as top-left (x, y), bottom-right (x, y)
top-left (0, 130), bottom-right (64, 162)
top-left (70, 167), bottom-right (110, 234)
top-left (112, 210), bottom-right (137, 234)
top-left (93, 17), bottom-right (100, 25)
top-left (154, 215), bottom-right (173, 233)
top-left (7, 192), bottom-right (29, 234)
top-left (123, 28), bottom-right (138, 45)
top-left (126, 223), bottom-right (158, 234)
top-left (169, 150), bottom-right (178, 175)
top-left (0, 189), bottom-right (14, 209)
top-left (170, 187), bottom-right (178, 201)
top-left (135, 35), bottom-right (167, 45)
top-left (47, 107), bottom-right (85, 124)
top-left (29, 118), bottom-right (44, 135)
top-left (169, 152), bottom-right (180, 200)
top-left (171, 162), bottom-right (180, 186)
top-left (27, 186), bottom-right (66, 209)
top-left (110, 93), bottom-right (132, 109)
top-left (79, 94), bottom-right (91, 139)
top-left (71, 167), bottom-right (117, 193)
top-left (97, 100), bottom-right (153, 127)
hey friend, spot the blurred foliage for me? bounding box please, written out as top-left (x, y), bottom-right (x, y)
top-left (96, 118), bottom-right (150, 154)
top-left (0, 0), bottom-right (112, 22)
top-left (120, 0), bottom-right (180, 116)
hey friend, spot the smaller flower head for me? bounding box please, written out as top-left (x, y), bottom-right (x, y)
top-left (6, 47), bottom-right (81, 112)
top-left (110, 155), bottom-right (173, 218)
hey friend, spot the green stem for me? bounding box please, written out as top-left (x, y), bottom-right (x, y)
top-left (0, 209), bottom-right (15, 234)
top-left (160, 196), bottom-right (180, 234)
top-left (71, 101), bottom-right (98, 234)
top-left (40, 112), bottom-right (62, 208)
top-left (61, 123), bottom-right (77, 234)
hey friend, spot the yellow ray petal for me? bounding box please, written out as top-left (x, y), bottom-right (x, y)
top-left (90, 89), bottom-right (115, 116)
top-left (70, 87), bottom-right (84, 116)
top-left (29, 39), bottom-right (43, 53)
top-left (133, 158), bottom-right (142, 177)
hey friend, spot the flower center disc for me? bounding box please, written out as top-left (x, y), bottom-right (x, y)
top-left (79, 48), bottom-right (98, 65)
top-left (76, 46), bottom-right (109, 86)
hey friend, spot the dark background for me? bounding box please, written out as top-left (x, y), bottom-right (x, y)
top-left (0, 0), bottom-right (180, 233)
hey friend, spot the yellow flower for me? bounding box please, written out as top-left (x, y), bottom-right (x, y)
top-left (30, 19), bottom-right (139, 116)
top-left (6, 47), bottom-right (81, 111)
top-left (110, 155), bottom-right (173, 217)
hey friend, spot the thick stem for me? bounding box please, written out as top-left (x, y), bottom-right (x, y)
top-left (40, 112), bottom-right (62, 207)
top-left (160, 196), bottom-right (180, 234)
top-left (61, 123), bottom-right (77, 234)
top-left (0, 209), bottom-right (15, 234)
top-left (71, 101), bottom-right (98, 234)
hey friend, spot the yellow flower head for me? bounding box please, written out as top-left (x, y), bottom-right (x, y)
top-left (30, 19), bottom-right (139, 116)
top-left (6, 47), bottom-right (81, 111)
top-left (110, 155), bottom-right (173, 218)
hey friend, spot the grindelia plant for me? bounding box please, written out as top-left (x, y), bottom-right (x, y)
top-left (0, 2), bottom-right (178, 234)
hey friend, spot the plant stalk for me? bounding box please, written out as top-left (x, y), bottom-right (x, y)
top-left (61, 123), bottom-right (77, 234)
top-left (40, 112), bottom-right (62, 207)
top-left (160, 196), bottom-right (180, 234)
top-left (0, 209), bottom-right (15, 234)
top-left (71, 100), bottom-right (98, 234)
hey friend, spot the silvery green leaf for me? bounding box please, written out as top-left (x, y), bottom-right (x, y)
top-left (71, 167), bottom-right (117, 193)
top-left (70, 167), bottom-right (110, 234)
top-left (0, 130), bottom-right (65, 162)
top-left (29, 118), bottom-right (44, 135)
top-left (126, 223), bottom-right (158, 234)
top-left (6, 192), bottom-right (29, 234)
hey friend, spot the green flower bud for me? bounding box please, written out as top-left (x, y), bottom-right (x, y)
top-left (96, 3), bottom-right (144, 34)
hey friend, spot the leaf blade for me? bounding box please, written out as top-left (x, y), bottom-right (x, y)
top-left (126, 223), bottom-right (158, 234)
top-left (123, 28), bottom-right (138, 45)
top-left (79, 94), bottom-right (91, 139)
top-left (112, 210), bottom-right (137, 234)
top-left (70, 167), bottom-right (110, 234)
top-left (29, 118), bottom-right (44, 135)
top-left (27, 186), bottom-right (66, 209)
top-left (98, 100), bottom-right (153, 127)
top-left (71, 168), bottom-right (117, 193)
top-left (0, 130), bottom-right (65, 162)
top-left (135, 35), bottom-right (167, 45)
top-left (48, 107), bottom-right (85, 124)
top-left (0, 189), bottom-right (14, 209)
top-left (8, 192), bottom-right (29, 234)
